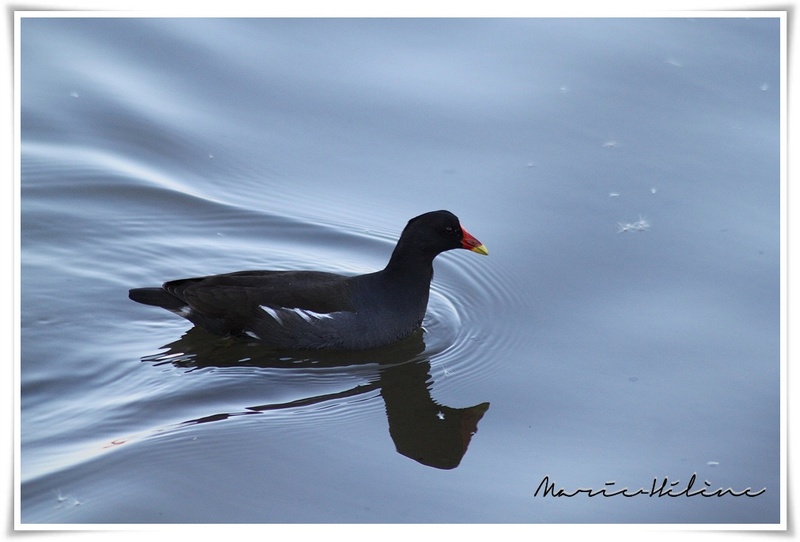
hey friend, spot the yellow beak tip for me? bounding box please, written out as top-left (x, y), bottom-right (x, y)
top-left (470, 244), bottom-right (489, 256)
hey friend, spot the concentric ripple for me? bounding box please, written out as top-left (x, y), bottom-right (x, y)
top-left (420, 250), bottom-right (526, 388)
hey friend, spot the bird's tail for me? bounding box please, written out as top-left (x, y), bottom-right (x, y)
top-left (128, 288), bottom-right (186, 311)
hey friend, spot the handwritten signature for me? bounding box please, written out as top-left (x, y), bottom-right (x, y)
top-left (534, 473), bottom-right (766, 498)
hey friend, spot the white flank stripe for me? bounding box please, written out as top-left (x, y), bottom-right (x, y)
top-left (260, 305), bottom-right (339, 325)
top-left (290, 307), bottom-right (313, 323)
top-left (244, 331), bottom-right (260, 340)
top-left (259, 305), bottom-right (283, 325)
top-left (288, 307), bottom-right (336, 322)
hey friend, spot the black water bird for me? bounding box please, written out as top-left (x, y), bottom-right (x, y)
top-left (129, 210), bottom-right (488, 350)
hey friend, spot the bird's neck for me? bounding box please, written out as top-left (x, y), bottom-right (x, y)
top-left (382, 243), bottom-right (436, 286)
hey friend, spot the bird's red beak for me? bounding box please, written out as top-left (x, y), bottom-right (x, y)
top-left (461, 227), bottom-right (489, 255)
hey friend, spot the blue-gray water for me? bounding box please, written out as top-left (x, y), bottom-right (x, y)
top-left (20, 16), bottom-right (781, 524)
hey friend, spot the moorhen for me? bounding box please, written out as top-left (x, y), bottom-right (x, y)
top-left (129, 210), bottom-right (488, 350)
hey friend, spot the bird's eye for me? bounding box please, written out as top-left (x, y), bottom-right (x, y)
top-left (445, 226), bottom-right (454, 234)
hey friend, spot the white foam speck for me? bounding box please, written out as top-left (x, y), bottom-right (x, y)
top-left (617, 216), bottom-right (650, 234)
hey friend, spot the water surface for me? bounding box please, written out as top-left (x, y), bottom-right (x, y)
top-left (19, 16), bottom-right (782, 524)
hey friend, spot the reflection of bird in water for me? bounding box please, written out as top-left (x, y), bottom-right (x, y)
top-left (141, 328), bottom-right (489, 470)
top-left (379, 361), bottom-right (489, 470)
top-left (129, 210), bottom-right (487, 350)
